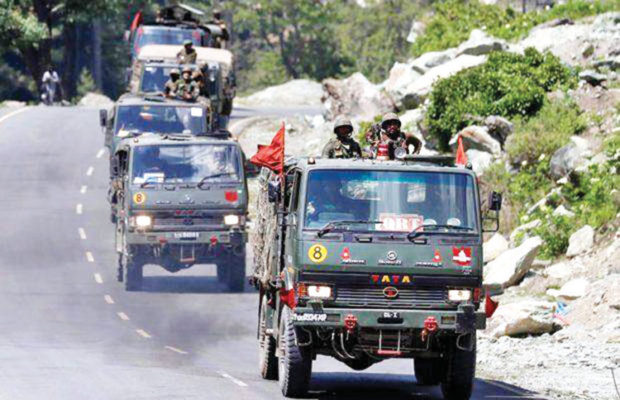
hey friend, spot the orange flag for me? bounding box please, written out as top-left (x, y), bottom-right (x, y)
top-left (130, 11), bottom-right (143, 32)
top-left (250, 122), bottom-right (285, 174)
top-left (455, 135), bottom-right (468, 166)
top-left (485, 294), bottom-right (499, 318)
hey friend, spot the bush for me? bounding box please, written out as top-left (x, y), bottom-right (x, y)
top-left (75, 69), bottom-right (97, 101)
top-left (506, 98), bottom-right (587, 164)
top-left (426, 48), bottom-right (576, 151)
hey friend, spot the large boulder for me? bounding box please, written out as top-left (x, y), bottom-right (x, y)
top-left (457, 29), bottom-right (507, 56)
top-left (566, 225), bottom-right (595, 257)
top-left (557, 278), bottom-right (589, 300)
top-left (483, 233), bottom-right (509, 263)
top-left (549, 136), bottom-right (591, 179)
top-left (78, 92), bottom-right (113, 107)
top-left (486, 299), bottom-right (558, 338)
top-left (410, 48), bottom-right (457, 71)
top-left (406, 21), bottom-right (425, 43)
top-left (509, 219), bottom-right (542, 244)
top-left (484, 236), bottom-right (543, 288)
top-left (322, 72), bottom-right (394, 121)
top-left (449, 125), bottom-right (501, 157)
top-left (237, 79), bottom-right (323, 108)
top-left (383, 63), bottom-right (424, 109)
top-left (484, 115), bottom-right (514, 146)
top-left (466, 149), bottom-right (493, 176)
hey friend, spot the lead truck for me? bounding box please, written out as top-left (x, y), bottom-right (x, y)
top-left (252, 156), bottom-right (502, 399)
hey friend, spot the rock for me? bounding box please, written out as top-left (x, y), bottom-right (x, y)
top-left (383, 63), bottom-right (424, 109)
top-left (484, 115), bottom-right (513, 146)
top-left (1, 100), bottom-right (26, 108)
top-left (549, 137), bottom-right (590, 179)
top-left (406, 21), bottom-right (425, 44)
top-left (543, 262), bottom-right (572, 280)
top-left (593, 56), bottom-right (620, 71)
top-left (486, 299), bottom-right (558, 338)
top-left (399, 108), bottom-right (425, 131)
top-left (449, 125), bottom-right (501, 157)
top-left (579, 70), bottom-right (607, 86)
top-left (581, 43), bottom-right (595, 58)
top-left (509, 219), bottom-right (541, 245)
top-left (457, 29), bottom-right (507, 56)
top-left (322, 72), bottom-right (394, 121)
top-left (533, 18), bottom-right (574, 31)
top-left (238, 79), bottom-right (323, 108)
top-left (484, 236), bottom-right (543, 288)
top-left (466, 149), bottom-right (493, 176)
top-left (558, 278), bottom-right (589, 299)
top-left (483, 233), bottom-right (509, 263)
top-left (566, 225), bottom-right (595, 257)
top-left (410, 49), bottom-right (457, 71)
top-left (78, 92), bottom-right (113, 107)
top-left (552, 205), bottom-right (575, 218)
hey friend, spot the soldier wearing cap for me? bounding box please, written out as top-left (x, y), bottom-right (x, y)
top-left (177, 40), bottom-right (197, 64)
top-left (322, 117), bottom-right (362, 159)
top-left (366, 113), bottom-right (422, 160)
top-left (163, 68), bottom-right (181, 98)
top-left (176, 66), bottom-right (199, 101)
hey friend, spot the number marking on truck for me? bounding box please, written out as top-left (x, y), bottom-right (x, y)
top-left (308, 244), bottom-right (328, 263)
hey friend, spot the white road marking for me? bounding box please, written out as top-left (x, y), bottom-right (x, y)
top-left (136, 329), bottom-right (152, 339)
top-left (219, 371), bottom-right (248, 387)
top-left (86, 166), bottom-right (94, 176)
top-left (96, 149), bottom-right (105, 159)
top-left (165, 346), bottom-right (188, 355)
top-left (104, 295), bottom-right (115, 304)
top-left (94, 273), bottom-right (103, 284)
top-left (78, 228), bottom-right (87, 240)
top-left (85, 251), bottom-right (94, 262)
top-left (76, 203), bottom-right (83, 214)
top-left (0, 107), bottom-right (29, 125)
top-left (80, 185), bottom-right (87, 194)
top-left (117, 312), bottom-right (130, 321)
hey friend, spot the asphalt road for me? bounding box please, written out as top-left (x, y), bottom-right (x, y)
top-left (0, 105), bottom-right (547, 400)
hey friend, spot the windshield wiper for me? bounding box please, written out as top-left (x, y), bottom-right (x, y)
top-left (407, 224), bottom-right (475, 240)
top-left (197, 172), bottom-right (237, 188)
top-left (317, 220), bottom-right (381, 238)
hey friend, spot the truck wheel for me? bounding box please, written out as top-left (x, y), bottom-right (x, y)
top-left (258, 295), bottom-right (278, 380)
top-left (227, 251), bottom-right (246, 293)
top-left (125, 257), bottom-right (143, 291)
top-left (414, 357), bottom-right (444, 385)
top-left (440, 333), bottom-right (476, 400)
top-left (278, 307), bottom-right (312, 397)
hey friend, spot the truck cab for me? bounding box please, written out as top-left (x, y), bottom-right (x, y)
top-left (253, 156), bottom-right (502, 399)
top-left (110, 134), bottom-right (250, 291)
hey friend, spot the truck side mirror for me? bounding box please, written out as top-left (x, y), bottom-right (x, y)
top-left (488, 191), bottom-right (502, 211)
top-left (483, 191), bottom-right (502, 232)
top-left (99, 109), bottom-right (107, 128)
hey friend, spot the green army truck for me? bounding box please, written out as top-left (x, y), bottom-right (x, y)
top-left (252, 156), bottom-right (502, 399)
top-left (110, 133), bottom-right (251, 291)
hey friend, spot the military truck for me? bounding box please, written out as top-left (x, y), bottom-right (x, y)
top-left (252, 156), bottom-right (502, 399)
top-left (110, 133), bottom-right (250, 291)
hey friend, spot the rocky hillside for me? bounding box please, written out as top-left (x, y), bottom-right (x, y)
top-left (237, 10), bottom-right (620, 400)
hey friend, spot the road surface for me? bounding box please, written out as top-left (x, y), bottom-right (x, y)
top-left (0, 105), bottom-right (546, 399)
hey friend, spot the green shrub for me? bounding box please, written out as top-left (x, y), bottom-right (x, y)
top-left (531, 214), bottom-right (574, 259)
top-left (75, 69), bottom-right (97, 101)
top-left (426, 48), bottom-right (576, 151)
top-left (506, 98), bottom-right (587, 164)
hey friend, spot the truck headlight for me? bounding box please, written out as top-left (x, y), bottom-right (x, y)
top-left (224, 214), bottom-right (240, 225)
top-left (307, 284), bottom-right (332, 299)
top-left (448, 289), bottom-right (471, 302)
top-left (135, 215), bottom-right (152, 228)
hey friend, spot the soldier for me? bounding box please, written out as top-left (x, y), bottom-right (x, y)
top-left (366, 113), bottom-right (422, 160)
top-left (163, 68), bottom-right (181, 98)
top-left (209, 9), bottom-right (229, 48)
top-left (177, 40), bottom-right (197, 64)
top-left (176, 66), bottom-right (199, 101)
top-left (191, 69), bottom-right (205, 96)
top-left (322, 117), bottom-right (362, 159)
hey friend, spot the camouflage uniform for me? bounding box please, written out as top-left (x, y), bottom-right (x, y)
top-left (367, 113), bottom-right (422, 159)
top-left (177, 41), bottom-right (197, 64)
top-left (164, 68), bottom-right (181, 98)
top-left (176, 68), bottom-right (200, 101)
top-left (322, 117), bottom-right (362, 159)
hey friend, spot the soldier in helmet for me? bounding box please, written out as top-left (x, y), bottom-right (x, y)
top-left (163, 68), bottom-right (181, 98)
top-left (176, 66), bottom-right (199, 101)
top-left (366, 113), bottom-right (422, 160)
top-left (322, 117), bottom-right (362, 159)
top-left (177, 40), bottom-right (197, 64)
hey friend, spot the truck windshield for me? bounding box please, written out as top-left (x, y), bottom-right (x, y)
top-left (304, 170), bottom-right (478, 233)
top-left (135, 27), bottom-right (202, 52)
top-left (141, 65), bottom-right (195, 93)
top-left (131, 144), bottom-right (241, 184)
top-left (115, 105), bottom-right (205, 137)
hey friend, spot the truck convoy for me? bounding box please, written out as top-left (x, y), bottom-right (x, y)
top-left (252, 156), bottom-right (502, 399)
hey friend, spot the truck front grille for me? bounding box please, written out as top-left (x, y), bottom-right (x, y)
top-left (335, 287), bottom-right (447, 309)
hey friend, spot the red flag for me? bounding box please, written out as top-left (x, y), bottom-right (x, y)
top-left (456, 135), bottom-right (468, 166)
top-left (250, 123), bottom-right (285, 174)
top-left (485, 293), bottom-right (499, 318)
top-left (130, 11), bottom-right (143, 32)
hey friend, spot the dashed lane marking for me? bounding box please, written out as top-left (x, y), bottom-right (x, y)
top-left (104, 295), bottom-right (115, 304)
top-left (0, 107), bottom-right (29, 125)
top-left (165, 346), bottom-right (188, 355)
top-left (76, 204), bottom-right (83, 214)
top-left (136, 329), bottom-right (152, 339)
top-left (219, 371), bottom-right (248, 387)
top-left (94, 273), bottom-right (103, 284)
top-left (117, 312), bottom-right (130, 321)
top-left (96, 149), bottom-right (105, 159)
top-left (85, 251), bottom-right (94, 262)
top-left (80, 185), bottom-right (87, 194)
top-left (86, 166), bottom-right (94, 176)
top-left (78, 228), bottom-right (87, 240)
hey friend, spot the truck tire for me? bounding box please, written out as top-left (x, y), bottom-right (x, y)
top-left (278, 307), bottom-right (312, 397)
top-left (125, 257), bottom-right (143, 291)
top-left (227, 251), bottom-right (246, 293)
top-left (414, 357), bottom-right (444, 385)
top-left (258, 295), bottom-right (278, 380)
top-left (440, 333), bottom-right (476, 400)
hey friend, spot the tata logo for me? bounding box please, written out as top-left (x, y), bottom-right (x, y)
top-left (378, 250), bottom-right (402, 265)
top-left (383, 286), bottom-right (399, 299)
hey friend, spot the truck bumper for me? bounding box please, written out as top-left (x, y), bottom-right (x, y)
top-left (126, 229), bottom-right (247, 246)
